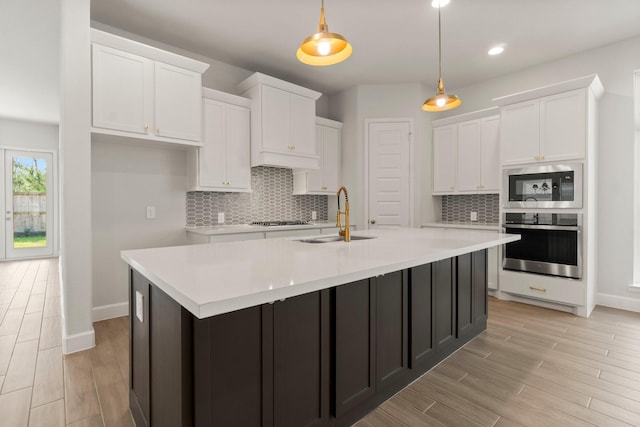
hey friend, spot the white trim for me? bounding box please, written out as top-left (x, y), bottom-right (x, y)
top-left (432, 107), bottom-right (499, 127)
top-left (633, 70), bottom-right (640, 285)
top-left (597, 292), bottom-right (640, 313)
top-left (93, 301), bottom-right (129, 322)
top-left (493, 74), bottom-right (604, 106)
top-left (364, 118), bottom-right (415, 229)
top-left (62, 328), bottom-right (95, 355)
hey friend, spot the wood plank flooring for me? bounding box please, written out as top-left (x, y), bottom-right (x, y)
top-left (0, 258), bottom-right (132, 427)
top-left (2, 258), bottom-right (640, 426)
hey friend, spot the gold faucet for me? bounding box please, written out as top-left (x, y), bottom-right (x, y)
top-left (336, 186), bottom-right (350, 242)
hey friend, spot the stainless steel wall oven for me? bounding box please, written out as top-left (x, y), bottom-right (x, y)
top-left (503, 163), bottom-right (582, 209)
top-left (502, 213), bottom-right (582, 279)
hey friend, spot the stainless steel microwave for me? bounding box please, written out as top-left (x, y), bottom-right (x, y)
top-left (502, 163), bottom-right (583, 209)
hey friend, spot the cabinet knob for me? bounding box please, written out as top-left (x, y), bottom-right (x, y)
top-left (534, 156), bottom-right (539, 160)
top-left (321, 186), bottom-right (327, 190)
top-left (450, 186), bottom-right (454, 190)
top-left (540, 155), bottom-right (545, 160)
top-left (156, 128), bottom-right (160, 133)
top-left (143, 124), bottom-right (149, 131)
top-left (370, 219), bottom-right (376, 224)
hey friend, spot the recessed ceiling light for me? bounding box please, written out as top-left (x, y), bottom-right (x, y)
top-left (488, 46), bottom-right (505, 56)
top-left (431, 0), bottom-right (450, 8)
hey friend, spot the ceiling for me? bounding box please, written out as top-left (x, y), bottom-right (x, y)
top-left (91, 0), bottom-right (640, 96)
top-left (3, 1), bottom-right (640, 125)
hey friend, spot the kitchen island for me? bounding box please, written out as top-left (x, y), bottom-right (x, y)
top-left (121, 228), bottom-right (519, 427)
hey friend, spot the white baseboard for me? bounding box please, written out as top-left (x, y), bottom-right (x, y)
top-left (597, 292), bottom-right (640, 313)
top-left (93, 302), bottom-right (129, 322)
top-left (63, 328), bottom-right (95, 355)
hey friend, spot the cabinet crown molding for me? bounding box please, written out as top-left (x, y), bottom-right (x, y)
top-left (202, 87), bottom-right (251, 107)
top-left (316, 117), bottom-right (343, 128)
top-left (432, 107), bottom-right (499, 128)
top-left (492, 74), bottom-right (604, 106)
top-left (90, 28), bottom-right (210, 73)
top-left (236, 72), bottom-right (322, 100)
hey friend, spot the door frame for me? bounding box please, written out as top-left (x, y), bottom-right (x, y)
top-left (364, 118), bottom-right (415, 229)
top-left (1, 147), bottom-right (58, 260)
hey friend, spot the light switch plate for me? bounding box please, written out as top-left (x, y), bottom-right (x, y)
top-left (311, 211), bottom-right (317, 221)
top-left (135, 291), bottom-right (144, 322)
top-left (470, 211), bottom-right (478, 221)
top-left (218, 212), bottom-right (225, 224)
top-left (146, 206), bottom-right (156, 219)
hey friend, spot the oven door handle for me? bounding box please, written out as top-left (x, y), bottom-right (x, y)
top-left (503, 224), bottom-right (582, 232)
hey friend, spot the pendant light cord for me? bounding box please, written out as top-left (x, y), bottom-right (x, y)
top-left (438, 5), bottom-right (442, 80)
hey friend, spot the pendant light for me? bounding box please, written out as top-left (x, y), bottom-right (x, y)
top-left (297, 0), bottom-right (352, 66)
top-left (422, 3), bottom-right (461, 112)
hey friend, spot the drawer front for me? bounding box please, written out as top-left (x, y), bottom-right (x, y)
top-left (499, 270), bottom-right (584, 306)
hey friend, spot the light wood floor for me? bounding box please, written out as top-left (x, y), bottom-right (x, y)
top-left (2, 258), bottom-right (640, 426)
top-left (0, 258), bottom-right (132, 427)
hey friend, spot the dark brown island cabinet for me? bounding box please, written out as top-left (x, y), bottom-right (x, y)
top-left (128, 250), bottom-right (488, 427)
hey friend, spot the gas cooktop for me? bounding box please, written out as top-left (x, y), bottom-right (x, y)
top-left (250, 220), bottom-right (311, 227)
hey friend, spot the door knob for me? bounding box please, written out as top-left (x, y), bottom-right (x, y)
top-left (370, 219), bottom-right (376, 224)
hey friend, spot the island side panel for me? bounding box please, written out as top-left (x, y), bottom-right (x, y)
top-left (457, 253), bottom-right (474, 340)
top-left (130, 270), bottom-right (150, 427)
top-left (408, 264), bottom-right (435, 369)
top-left (473, 249), bottom-right (488, 332)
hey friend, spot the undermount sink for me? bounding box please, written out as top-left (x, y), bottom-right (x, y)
top-left (297, 235), bottom-right (377, 244)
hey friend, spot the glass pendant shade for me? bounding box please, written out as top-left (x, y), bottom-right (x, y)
top-left (422, 5), bottom-right (461, 112)
top-left (297, 2), bottom-right (352, 66)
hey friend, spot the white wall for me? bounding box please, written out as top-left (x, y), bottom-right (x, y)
top-left (427, 36), bottom-right (640, 307)
top-left (0, 118), bottom-right (59, 151)
top-left (59, 0), bottom-right (94, 353)
top-left (328, 83), bottom-right (436, 228)
top-left (91, 142), bottom-right (188, 320)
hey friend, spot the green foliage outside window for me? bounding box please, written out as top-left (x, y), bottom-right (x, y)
top-left (13, 158), bottom-right (46, 193)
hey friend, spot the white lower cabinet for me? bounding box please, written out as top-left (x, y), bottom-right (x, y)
top-left (188, 89), bottom-right (251, 192)
top-left (293, 118), bottom-right (342, 195)
top-left (499, 269), bottom-right (585, 306)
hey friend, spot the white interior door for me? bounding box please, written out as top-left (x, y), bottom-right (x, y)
top-left (5, 150), bottom-right (54, 259)
top-left (367, 120), bottom-right (412, 228)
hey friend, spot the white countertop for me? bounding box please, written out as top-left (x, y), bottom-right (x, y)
top-left (122, 227), bottom-right (519, 319)
top-left (422, 221), bottom-right (500, 231)
top-left (186, 222), bottom-right (338, 235)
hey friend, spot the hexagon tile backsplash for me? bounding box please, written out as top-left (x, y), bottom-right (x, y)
top-left (441, 194), bottom-right (499, 223)
top-left (186, 167), bottom-right (328, 226)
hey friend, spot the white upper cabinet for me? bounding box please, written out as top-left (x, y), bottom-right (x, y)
top-left (91, 29), bottom-right (209, 147)
top-left (293, 118), bottom-right (342, 195)
top-left (433, 109), bottom-right (500, 195)
top-left (237, 73), bottom-right (322, 169)
top-left (494, 75), bottom-right (603, 166)
top-left (188, 89), bottom-right (251, 192)
top-left (432, 125), bottom-right (457, 194)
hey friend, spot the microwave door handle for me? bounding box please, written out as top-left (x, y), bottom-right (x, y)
top-left (503, 224), bottom-right (581, 232)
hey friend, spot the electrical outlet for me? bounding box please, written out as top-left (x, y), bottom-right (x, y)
top-left (311, 211), bottom-right (317, 221)
top-left (470, 211), bottom-right (478, 221)
top-left (146, 206), bottom-right (156, 219)
top-left (218, 212), bottom-right (225, 224)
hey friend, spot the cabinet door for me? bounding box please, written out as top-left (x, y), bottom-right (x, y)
top-left (334, 279), bottom-right (375, 418)
top-left (409, 264), bottom-right (435, 369)
top-left (291, 94), bottom-right (317, 156)
top-left (307, 126), bottom-right (325, 191)
top-left (154, 61), bottom-right (202, 142)
top-left (456, 121), bottom-right (482, 192)
top-left (92, 44), bottom-right (152, 135)
top-left (500, 100), bottom-right (540, 165)
top-left (433, 125), bottom-right (457, 193)
top-left (199, 99), bottom-right (227, 188)
top-left (261, 85), bottom-right (291, 152)
top-left (225, 104), bottom-right (252, 190)
top-left (456, 253), bottom-right (474, 340)
top-left (193, 306), bottom-right (264, 427)
top-left (433, 258), bottom-right (456, 353)
top-left (540, 89), bottom-right (586, 162)
top-left (273, 291), bottom-right (329, 427)
top-left (472, 250), bottom-right (488, 333)
top-left (322, 125), bottom-right (341, 192)
top-left (375, 271), bottom-right (408, 392)
top-left (480, 116), bottom-right (500, 191)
